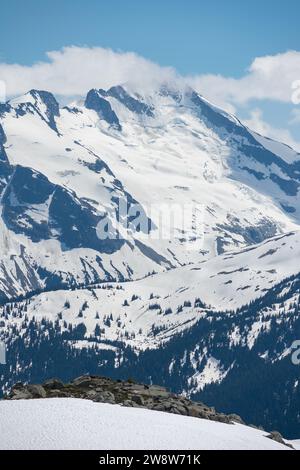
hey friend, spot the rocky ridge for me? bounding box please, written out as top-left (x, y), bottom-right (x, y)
top-left (5, 374), bottom-right (294, 448)
top-left (6, 374), bottom-right (242, 424)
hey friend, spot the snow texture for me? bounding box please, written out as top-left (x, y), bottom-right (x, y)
top-left (0, 398), bottom-right (291, 450)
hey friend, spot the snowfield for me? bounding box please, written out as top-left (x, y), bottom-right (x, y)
top-left (0, 398), bottom-right (292, 450)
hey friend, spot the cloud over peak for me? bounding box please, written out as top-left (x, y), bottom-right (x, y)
top-left (1, 46), bottom-right (300, 150)
top-left (1, 46), bottom-right (300, 108)
top-left (0, 46), bottom-right (177, 98)
top-left (188, 50), bottom-right (300, 111)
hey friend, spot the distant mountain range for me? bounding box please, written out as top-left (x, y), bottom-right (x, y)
top-left (0, 83), bottom-right (300, 437)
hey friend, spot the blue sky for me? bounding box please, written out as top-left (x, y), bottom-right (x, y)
top-left (1, 0), bottom-right (299, 75)
top-left (0, 0), bottom-right (300, 148)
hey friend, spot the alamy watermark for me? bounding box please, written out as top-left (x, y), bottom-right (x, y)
top-left (0, 341), bottom-right (6, 365)
top-left (291, 340), bottom-right (300, 365)
top-left (95, 198), bottom-right (205, 251)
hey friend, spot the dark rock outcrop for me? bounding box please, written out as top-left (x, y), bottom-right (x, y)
top-left (85, 89), bottom-right (121, 130)
top-left (6, 374), bottom-right (240, 424)
top-left (266, 431), bottom-right (294, 449)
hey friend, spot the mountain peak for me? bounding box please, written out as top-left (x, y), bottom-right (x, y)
top-left (8, 89), bottom-right (60, 133)
top-left (10, 89), bottom-right (59, 112)
top-left (84, 88), bottom-right (122, 130)
top-left (28, 89), bottom-right (60, 116)
top-left (106, 85), bottom-right (155, 117)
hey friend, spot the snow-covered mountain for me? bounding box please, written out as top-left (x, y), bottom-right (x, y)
top-left (1, 83), bottom-right (300, 438)
top-left (1, 84), bottom-right (300, 300)
top-left (0, 398), bottom-right (293, 450)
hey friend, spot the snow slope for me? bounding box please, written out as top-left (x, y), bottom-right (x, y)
top-left (0, 398), bottom-right (291, 450)
top-left (292, 440), bottom-right (300, 450)
top-left (3, 230), bottom-right (299, 351)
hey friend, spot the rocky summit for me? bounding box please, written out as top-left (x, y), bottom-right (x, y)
top-left (6, 374), bottom-right (242, 425)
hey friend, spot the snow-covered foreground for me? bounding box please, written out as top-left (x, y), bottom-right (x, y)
top-left (0, 398), bottom-right (292, 450)
top-left (292, 441), bottom-right (300, 450)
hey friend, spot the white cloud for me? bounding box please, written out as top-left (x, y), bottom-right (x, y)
top-left (1, 46), bottom-right (300, 108)
top-left (0, 46), bottom-right (300, 150)
top-left (0, 46), bottom-right (177, 98)
top-left (188, 51), bottom-right (300, 110)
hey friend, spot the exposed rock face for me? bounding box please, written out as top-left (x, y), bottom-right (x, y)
top-left (43, 378), bottom-right (65, 390)
top-left (5, 375), bottom-right (240, 424)
top-left (26, 384), bottom-right (47, 399)
top-left (266, 431), bottom-right (294, 449)
top-left (85, 89), bottom-right (122, 130)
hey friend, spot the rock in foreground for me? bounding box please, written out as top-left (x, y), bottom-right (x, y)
top-left (6, 375), bottom-right (240, 424)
